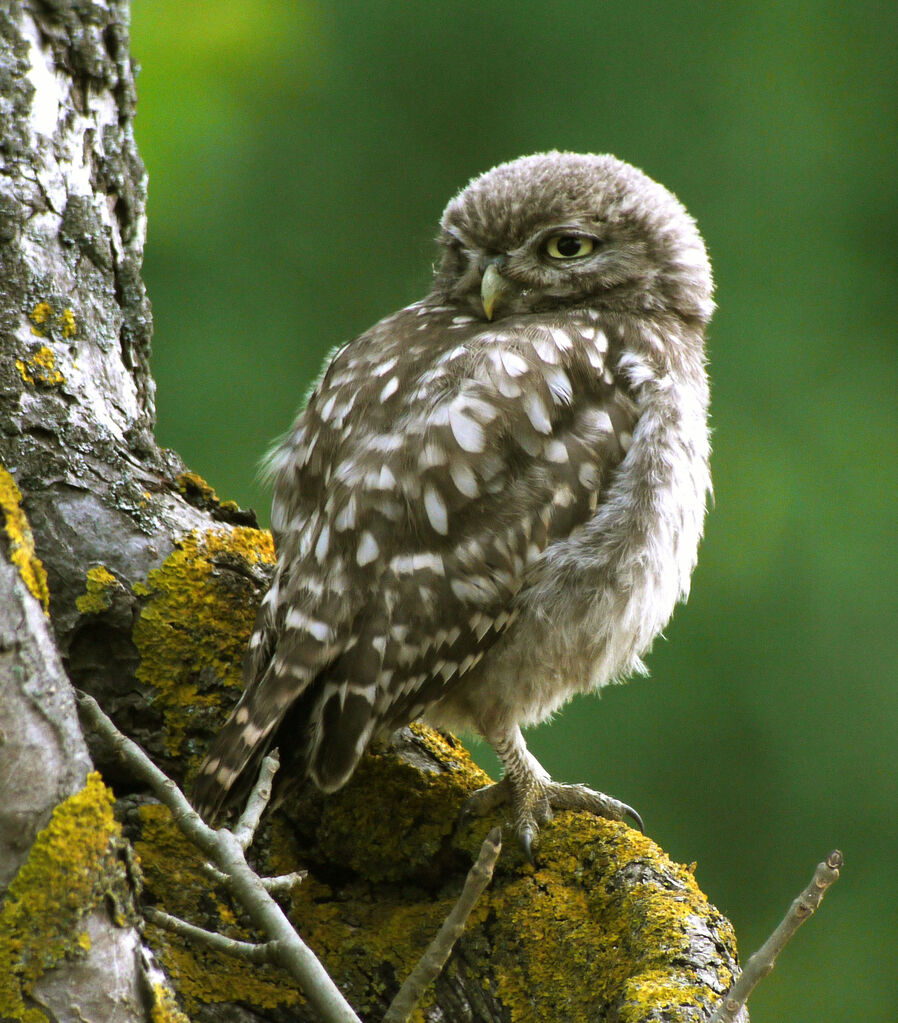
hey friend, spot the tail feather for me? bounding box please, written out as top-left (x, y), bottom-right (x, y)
top-left (192, 687), bottom-right (285, 822)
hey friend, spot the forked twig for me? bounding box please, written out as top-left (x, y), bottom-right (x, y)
top-left (709, 849), bottom-right (843, 1023)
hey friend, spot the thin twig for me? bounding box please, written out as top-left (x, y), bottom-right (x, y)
top-left (202, 860), bottom-right (307, 892)
top-left (259, 870), bottom-right (307, 892)
top-left (144, 907), bottom-right (279, 963)
top-left (709, 849), bottom-right (843, 1023)
top-left (75, 691), bottom-right (363, 1023)
top-left (382, 827), bottom-right (502, 1023)
top-left (233, 750), bottom-right (279, 849)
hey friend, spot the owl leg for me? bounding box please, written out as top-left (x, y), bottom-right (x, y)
top-left (464, 725), bottom-right (643, 861)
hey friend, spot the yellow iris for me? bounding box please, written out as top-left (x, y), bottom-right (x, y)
top-left (544, 234), bottom-right (595, 259)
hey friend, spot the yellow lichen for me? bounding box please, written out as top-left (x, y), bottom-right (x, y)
top-left (150, 981), bottom-right (191, 1023)
top-left (175, 472), bottom-right (219, 506)
top-left (29, 301), bottom-right (53, 334)
top-left (132, 526), bottom-right (274, 758)
top-left (0, 465), bottom-right (50, 613)
top-left (15, 344), bottom-right (65, 387)
top-left (0, 773), bottom-right (132, 1020)
top-left (482, 818), bottom-right (735, 1021)
top-left (75, 564), bottom-right (120, 614)
top-left (60, 307), bottom-right (77, 338)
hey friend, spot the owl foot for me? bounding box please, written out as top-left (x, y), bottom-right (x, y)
top-left (466, 726), bottom-right (643, 861)
top-left (465, 777), bottom-right (642, 861)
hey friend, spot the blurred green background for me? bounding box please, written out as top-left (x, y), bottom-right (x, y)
top-left (131, 2), bottom-right (897, 1019)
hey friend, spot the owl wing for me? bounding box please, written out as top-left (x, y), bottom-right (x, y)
top-left (194, 304), bottom-right (637, 818)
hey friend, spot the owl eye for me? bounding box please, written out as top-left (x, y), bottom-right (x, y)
top-left (543, 234), bottom-right (596, 260)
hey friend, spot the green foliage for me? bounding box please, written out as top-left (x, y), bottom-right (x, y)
top-left (131, 4), bottom-right (898, 1020)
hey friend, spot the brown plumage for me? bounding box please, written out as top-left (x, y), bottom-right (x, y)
top-left (194, 152), bottom-right (713, 854)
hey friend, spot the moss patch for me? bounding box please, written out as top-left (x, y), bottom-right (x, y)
top-left (0, 464), bottom-right (50, 612)
top-left (0, 773), bottom-right (133, 1021)
top-left (132, 526), bottom-right (274, 760)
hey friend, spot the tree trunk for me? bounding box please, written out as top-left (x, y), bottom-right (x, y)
top-left (0, 3), bottom-right (744, 1021)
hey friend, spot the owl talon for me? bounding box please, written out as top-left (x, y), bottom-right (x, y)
top-left (518, 825), bottom-right (536, 865)
top-left (623, 803), bottom-right (645, 834)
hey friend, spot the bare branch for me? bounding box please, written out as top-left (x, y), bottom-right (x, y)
top-left (709, 849), bottom-right (843, 1023)
top-left (143, 907), bottom-right (278, 963)
top-left (76, 692), bottom-right (363, 1023)
top-left (383, 826), bottom-right (502, 1023)
top-left (233, 751), bottom-right (280, 850)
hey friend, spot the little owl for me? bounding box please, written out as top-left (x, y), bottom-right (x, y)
top-left (194, 152), bottom-right (713, 856)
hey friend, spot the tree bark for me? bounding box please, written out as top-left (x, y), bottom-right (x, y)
top-left (0, 3), bottom-right (745, 1021)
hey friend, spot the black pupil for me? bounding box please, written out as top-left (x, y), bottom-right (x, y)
top-left (556, 236), bottom-right (582, 256)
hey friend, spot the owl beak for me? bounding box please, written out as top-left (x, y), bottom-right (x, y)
top-left (480, 262), bottom-right (509, 321)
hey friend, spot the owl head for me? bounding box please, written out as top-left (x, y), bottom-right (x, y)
top-left (435, 151), bottom-right (713, 325)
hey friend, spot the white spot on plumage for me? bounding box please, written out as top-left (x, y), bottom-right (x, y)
top-left (285, 608), bottom-right (335, 643)
top-left (470, 612), bottom-right (492, 641)
top-left (497, 376), bottom-right (522, 398)
top-left (319, 393), bottom-right (338, 421)
top-left (544, 439), bottom-right (568, 463)
top-left (542, 365), bottom-right (573, 405)
top-left (578, 462), bottom-right (600, 489)
top-left (423, 484), bottom-right (449, 534)
top-left (419, 441), bottom-right (448, 469)
top-left (380, 376), bottom-right (400, 401)
top-left (370, 433), bottom-right (404, 453)
top-left (549, 326), bottom-right (573, 351)
top-left (552, 484), bottom-right (575, 508)
top-left (437, 661), bottom-right (458, 682)
top-left (585, 408), bottom-right (614, 434)
top-left (314, 523), bottom-right (330, 562)
top-left (356, 530), bottom-right (380, 566)
top-left (532, 333), bottom-right (560, 364)
top-left (448, 403), bottom-right (486, 453)
top-left (335, 497), bottom-right (357, 531)
top-left (374, 464), bottom-right (397, 490)
top-left (499, 349), bottom-right (529, 377)
top-left (459, 653), bottom-right (479, 675)
top-left (585, 344), bottom-right (604, 370)
top-left (524, 393), bottom-right (552, 434)
top-left (373, 355), bottom-right (399, 377)
top-left (450, 576), bottom-right (496, 604)
top-left (389, 552), bottom-right (445, 575)
top-left (449, 459), bottom-right (479, 497)
top-left (437, 345), bottom-right (468, 365)
top-left (619, 431), bottom-right (633, 453)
